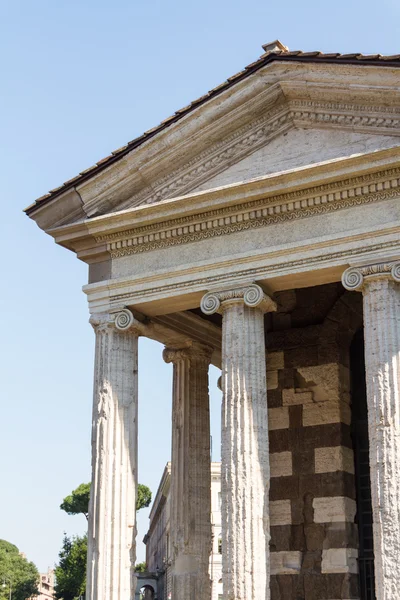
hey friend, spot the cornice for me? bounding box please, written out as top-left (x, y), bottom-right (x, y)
top-left (97, 166), bottom-right (400, 258)
top-left (117, 103), bottom-right (291, 210)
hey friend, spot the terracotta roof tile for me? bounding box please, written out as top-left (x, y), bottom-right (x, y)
top-left (190, 93), bottom-right (211, 106)
top-left (160, 114), bottom-right (178, 125)
top-left (25, 45), bottom-right (400, 215)
top-left (227, 70), bottom-right (247, 82)
top-left (111, 146), bottom-right (129, 155)
top-left (126, 133), bottom-right (146, 144)
top-left (207, 82), bottom-right (228, 93)
top-left (79, 165), bottom-right (99, 175)
top-left (48, 184), bottom-right (65, 194)
top-left (95, 155), bottom-right (115, 166)
top-left (360, 54), bottom-right (383, 60)
top-left (338, 53), bottom-right (362, 59)
top-left (299, 51), bottom-right (323, 57)
top-left (317, 53), bottom-right (340, 58)
top-left (62, 174), bottom-right (85, 186)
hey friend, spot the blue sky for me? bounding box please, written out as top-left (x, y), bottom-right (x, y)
top-left (0, 0), bottom-right (399, 573)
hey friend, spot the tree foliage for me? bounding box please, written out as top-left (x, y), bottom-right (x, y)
top-left (54, 534), bottom-right (87, 600)
top-left (56, 481), bottom-right (152, 599)
top-left (134, 561), bottom-right (147, 573)
top-left (136, 485), bottom-right (152, 511)
top-left (60, 482), bottom-right (152, 519)
top-left (60, 483), bottom-right (91, 520)
top-left (0, 539), bottom-right (39, 600)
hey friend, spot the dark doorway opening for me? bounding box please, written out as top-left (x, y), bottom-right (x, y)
top-left (350, 329), bottom-right (376, 600)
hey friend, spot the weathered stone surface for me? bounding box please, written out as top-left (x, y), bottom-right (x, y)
top-left (270, 551), bottom-right (302, 575)
top-left (201, 284), bottom-right (276, 600)
top-left (163, 343), bottom-right (213, 600)
top-left (321, 548), bottom-right (358, 574)
top-left (303, 400), bottom-right (351, 427)
top-left (314, 446), bottom-right (355, 475)
top-left (282, 389), bottom-right (313, 406)
top-left (87, 310), bottom-right (140, 600)
top-left (312, 497), bottom-right (357, 524)
top-left (343, 261), bottom-right (400, 600)
top-left (269, 501), bottom-right (292, 526)
top-left (268, 407), bottom-right (290, 431)
top-left (267, 370), bottom-right (279, 390)
top-left (270, 452), bottom-right (293, 478)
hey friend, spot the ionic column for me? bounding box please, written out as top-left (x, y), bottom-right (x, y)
top-left (342, 261), bottom-right (400, 600)
top-left (201, 284), bottom-right (277, 600)
top-left (87, 309), bottom-right (146, 600)
top-left (163, 343), bottom-right (213, 600)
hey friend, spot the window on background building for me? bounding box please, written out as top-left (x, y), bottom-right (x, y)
top-left (218, 537), bottom-right (222, 554)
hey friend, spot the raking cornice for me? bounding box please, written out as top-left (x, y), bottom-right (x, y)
top-left (110, 99), bottom-right (400, 213)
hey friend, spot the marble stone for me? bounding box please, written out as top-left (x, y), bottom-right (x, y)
top-left (87, 309), bottom-right (143, 600)
top-left (163, 343), bottom-right (213, 600)
top-left (201, 284), bottom-right (276, 600)
top-left (342, 260), bottom-right (400, 600)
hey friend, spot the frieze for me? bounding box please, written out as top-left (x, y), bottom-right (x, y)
top-left (98, 166), bottom-right (400, 244)
top-left (102, 171), bottom-right (400, 258)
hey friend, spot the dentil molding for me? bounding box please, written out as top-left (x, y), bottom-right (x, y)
top-left (98, 166), bottom-right (400, 258)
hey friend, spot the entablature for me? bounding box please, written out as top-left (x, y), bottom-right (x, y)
top-left (50, 146), bottom-right (400, 264)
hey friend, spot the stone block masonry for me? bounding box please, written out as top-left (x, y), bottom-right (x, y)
top-left (266, 292), bottom-right (360, 600)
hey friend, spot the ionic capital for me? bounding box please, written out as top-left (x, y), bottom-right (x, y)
top-left (163, 342), bottom-right (213, 365)
top-left (200, 283), bottom-right (276, 315)
top-left (89, 308), bottom-right (148, 335)
top-left (342, 260), bottom-right (400, 292)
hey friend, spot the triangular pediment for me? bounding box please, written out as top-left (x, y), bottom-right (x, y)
top-left (191, 127), bottom-right (400, 193)
top-left (27, 54), bottom-right (400, 232)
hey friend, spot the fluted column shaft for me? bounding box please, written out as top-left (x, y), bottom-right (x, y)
top-left (163, 344), bottom-right (213, 600)
top-left (201, 284), bottom-right (276, 600)
top-left (343, 262), bottom-right (400, 600)
top-left (87, 309), bottom-right (144, 600)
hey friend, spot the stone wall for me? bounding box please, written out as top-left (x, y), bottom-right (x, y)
top-left (266, 285), bottom-right (363, 600)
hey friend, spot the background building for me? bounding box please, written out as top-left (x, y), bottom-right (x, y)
top-left (144, 462), bottom-right (222, 600)
top-left (29, 568), bottom-right (55, 600)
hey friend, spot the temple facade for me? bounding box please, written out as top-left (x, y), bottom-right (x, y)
top-left (26, 40), bottom-right (400, 600)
